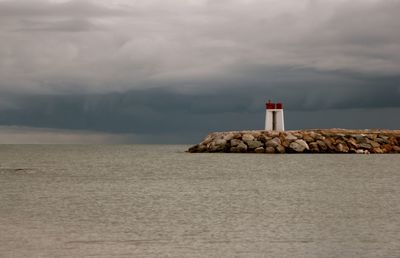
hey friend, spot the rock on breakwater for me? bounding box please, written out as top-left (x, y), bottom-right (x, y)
top-left (188, 129), bottom-right (400, 154)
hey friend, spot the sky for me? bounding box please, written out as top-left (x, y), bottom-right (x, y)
top-left (0, 0), bottom-right (399, 143)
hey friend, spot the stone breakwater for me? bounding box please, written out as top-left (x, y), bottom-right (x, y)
top-left (188, 129), bottom-right (400, 154)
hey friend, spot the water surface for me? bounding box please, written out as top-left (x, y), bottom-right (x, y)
top-left (0, 145), bottom-right (399, 257)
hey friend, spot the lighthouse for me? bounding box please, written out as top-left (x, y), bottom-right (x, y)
top-left (265, 100), bottom-right (285, 131)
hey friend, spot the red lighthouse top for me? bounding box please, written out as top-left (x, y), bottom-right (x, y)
top-left (265, 100), bottom-right (283, 110)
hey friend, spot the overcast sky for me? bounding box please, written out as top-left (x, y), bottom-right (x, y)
top-left (0, 0), bottom-right (399, 143)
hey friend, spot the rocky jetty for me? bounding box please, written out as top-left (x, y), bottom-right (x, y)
top-left (188, 129), bottom-right (400, 154)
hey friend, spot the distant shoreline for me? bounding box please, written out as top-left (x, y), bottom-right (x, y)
top-left (188, 129), bottom-right (400, 154)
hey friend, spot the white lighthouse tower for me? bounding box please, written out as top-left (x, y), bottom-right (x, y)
top-left (265, 100), bottom-right (285, 131)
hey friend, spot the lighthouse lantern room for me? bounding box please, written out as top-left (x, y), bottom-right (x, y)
top-left (265, 100), bottom-right (285, 131)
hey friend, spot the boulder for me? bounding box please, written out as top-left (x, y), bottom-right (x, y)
top-left (293, 133), bottom-right (303, 138)
top-left (314, 133), bottom-right (325, 140)
top-left (316, 140), bottom-right (328, 151)
top-left (223, 133), bottom-right (235, 141)
top-left (358, 143), bottom-right (372, 149)
top-left (381, 144), bottom-right (393, 153)
top-left (230, 142), bottom-right (248, 153)
top-left (202, 135), bottom-right (215, 145)
top-left (393, 146), bottom-right (400, 153)
top-left (242, 134), bottom-right (255, 142)
top-left (276, 144), bottom-right (286, 153)
top-left (372, 147), bottom-right (384, 154)
top-left (251, 131), bottom-right (262, 138)
top-left (266, 137), bottom-right (281, 148)
top-left (230, 139), bottom-right (242, 147)
top-left (376, 137), bottom-right (389, 144)
top-left (303, 134), bottom-right (315, 143)
top-left (270, 131), bottom-right (280, 137)
top-left (208, 140), bottom-right (227, 152)
top-left (255, 147), bottom-right (265, 153)
top-left (389, 137), bottom-right (399, 145)
top-left (265, 147), bottom-right (276, 153)
top-left (309, 142), bottom-right (319, 152)
top-left (285, 134), bottom-right (298, 141)
top-left (323, 138), bottom-right (335, 151)
top-left (215, 139), bottom-right (227, 146)
top-left (335, 143), bottom-right (349, 153)
top-left (257, 134), bottom-right (270, 143)
top-left (354, 134), bottom-right (369, 143)
top-left (281, 139), bottom-right (291, 148)
top-left (289, 139), bottom-right (309, 152)
top-left (368, 140), bottom-right (380, 148)
top-left (232, 133), bottom-right (242, 139)
top-left (247, 140), bottom-right (263, 149)
top-left (347, 138), bottom-right (358, 148)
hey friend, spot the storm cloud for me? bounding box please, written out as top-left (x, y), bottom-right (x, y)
top-left (0, 0), bottom-right (399, 143)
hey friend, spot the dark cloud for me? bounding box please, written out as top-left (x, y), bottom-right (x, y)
top-left (0, 67), bottom-right (399, 143)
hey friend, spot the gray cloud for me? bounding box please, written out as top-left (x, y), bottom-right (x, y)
top-left (0, 0), bottom-right (399, 142)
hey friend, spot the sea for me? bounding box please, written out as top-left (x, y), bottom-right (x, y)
top-left (0, 145), bottom-right (399, 258)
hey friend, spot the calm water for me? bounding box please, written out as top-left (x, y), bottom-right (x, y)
top-left (0, 145), bottom-right (399, 258)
